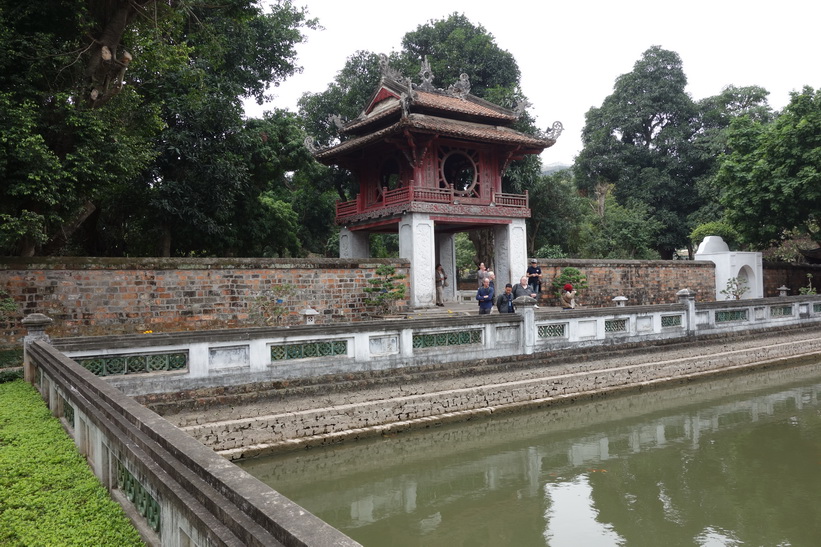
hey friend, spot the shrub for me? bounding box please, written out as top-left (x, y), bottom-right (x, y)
top-left (720, 277), bottom-right (750, 300)
top-left (364, 265), bottom-right (407, 315)
top-left (0, 380), bottom-right (144, 546)
top-left (551, 267), bottom-right (589, 296)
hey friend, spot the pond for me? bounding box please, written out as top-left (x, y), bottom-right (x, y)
top-left (238, 359), bottom-right (821, 546)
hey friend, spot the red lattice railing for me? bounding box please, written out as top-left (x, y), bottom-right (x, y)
top-left (336, 186), bottom-right (528, 221)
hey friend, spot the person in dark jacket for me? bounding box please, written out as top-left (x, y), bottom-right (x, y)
top-left (496, 283), bottom-right (515, 313)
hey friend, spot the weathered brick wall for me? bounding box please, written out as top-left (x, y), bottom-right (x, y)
top-left (0, 257), bottom-right (409, 345)
top-left (508, 259), bottom-right (717, 307)
top-left (763, 262), bottom-right (821, 297)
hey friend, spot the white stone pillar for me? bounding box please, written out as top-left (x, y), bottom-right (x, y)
top-left (436, 232), bottom-right (457, 302)
top-left (399, 213), bottom-right (436, 307)
top-left (339, 227), bottom-right (370, 258)
top-left (494, 218), bottom-right (528, 289)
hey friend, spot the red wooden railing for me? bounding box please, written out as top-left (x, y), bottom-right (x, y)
top-left (335, 186), bottom-right (528, 220)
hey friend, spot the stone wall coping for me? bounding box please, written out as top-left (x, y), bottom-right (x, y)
top-left (0, 256), bottom-right (409, 270)
top-left (49, 304), bottom-right (694, 354)
top-left (537, 258), bottom-right (715, 268)
top-left (28, 340), bottom-right (359, 546)
top-left (696, 295), bottom-right (821, 309)
top-left (51, 314), bottom-right (523, 352)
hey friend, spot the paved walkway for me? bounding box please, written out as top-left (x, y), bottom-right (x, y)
top-left (403, 298), bottom-right (562, 318)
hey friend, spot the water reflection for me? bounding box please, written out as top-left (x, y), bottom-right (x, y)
top-left (238, 360), bottom-right (821, 546)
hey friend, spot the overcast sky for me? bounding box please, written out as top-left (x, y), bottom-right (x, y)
top-left (244, 0), bottom-right (820, 166)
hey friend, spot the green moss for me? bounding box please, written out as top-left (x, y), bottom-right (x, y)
top-left (0, 380), bottom-right (144, 546)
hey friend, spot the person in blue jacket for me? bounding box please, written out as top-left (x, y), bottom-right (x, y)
top-left (476, 277), bottom-right (494, 314)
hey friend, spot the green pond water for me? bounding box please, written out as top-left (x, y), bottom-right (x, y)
top-left (238, 360), bottom-right (821, 546)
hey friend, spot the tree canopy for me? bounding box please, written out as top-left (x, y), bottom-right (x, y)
top-left (574, 46), bottom-right (699, 258)
top-left (717, 86), bottom-right (821, 248)
top-left (0, 0), bottom-right (317, 256)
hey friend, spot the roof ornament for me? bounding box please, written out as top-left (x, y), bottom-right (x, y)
top-left (327, 114), bottom-right (345, 129)
top-left (418, 56), bottom-right (435, 92)
top-left (303, 136), bottom-right (318, 153)
top-left (514, 98), bottom-right (531, 118)
top-left (448, 73), bottom-right (471, 99)
top-left (379, 53), bottom-right (404, 81)
top-left (400, 91), bottom-right (411, 118)
top-left (545, 121), bottom-right (564, 140)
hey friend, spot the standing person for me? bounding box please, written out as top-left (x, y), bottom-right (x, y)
top-left (513, 275), bottom-right (539, 309)
top-left (435, 264), bottom-right (448, 307)
top-left (513, 276), bottom-right (537, 299)
top-left (477, 262), bottom-right (490, 288)
top-left (476, 277), bottom-right (494, 314)
top-left (487, 271), bottom-right (496, 291)
top-left (560, 283), bottom-right (577, 309)
top-left (496, 283), bottom-right (515, 313)
top-left (527, 259), bottom-right (543, 295)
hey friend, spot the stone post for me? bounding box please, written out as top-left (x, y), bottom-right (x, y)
top-left (515, 296), bottom-right (538, 355)
top-left (22, 313), bottom-right (53, 383)
top-left (676, 289), bottom-right (696, 336)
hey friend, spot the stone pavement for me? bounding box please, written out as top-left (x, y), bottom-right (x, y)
top-left (403, 298), bottom-right (561, 318)
top-left (165, 325), bottom-right (821, 459)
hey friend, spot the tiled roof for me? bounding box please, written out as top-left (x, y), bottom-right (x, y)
top-left (341, 83), bottom-right (517, 135)
top-left (315, 113), bottom-right (554, 161)
top-left (412, 89), bottom-right (516, 122)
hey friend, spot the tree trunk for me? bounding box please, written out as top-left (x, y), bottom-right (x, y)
top-left (468, 228), bottom-right (494, 270)
top-left (160, 225), bottom-right (172, 257)
top-left (41, 200), bottom-right (97, 255)
top-left (84, 1), bottom-right (152, 108)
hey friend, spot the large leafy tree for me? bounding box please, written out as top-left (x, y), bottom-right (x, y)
top-left (396, 13), bottom-right (520, 101)
top-left (0, 0), bottom-right (162, 255)
top-left (575, 46), bottom-right (699, 258)
top-left (527, 169), bottom-right (585, 257)
top-left (102, 0), bottom-right (315, 256)
top-left (717, 86), bottom-right (821, 248)
top-left (688, 85), bottom-right (772, 228)
top-left (0, 0), bottom-right (316, 257)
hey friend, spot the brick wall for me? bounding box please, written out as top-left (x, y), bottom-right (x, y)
top-left (537, 259), bottom-right (717, 307)
top-left (457, 259), bottom-right (717, 307)
top-left (762, 262), bottom-right (821, 297)
top-left (0, 257), bottom-right (409, 345)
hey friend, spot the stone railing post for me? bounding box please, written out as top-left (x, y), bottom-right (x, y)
top-left (515, 296), bottom-right (538, 355)
top-left (676, 289), bottom-right (696, 335)
top-left (22, 313), bottom-right (53, 383)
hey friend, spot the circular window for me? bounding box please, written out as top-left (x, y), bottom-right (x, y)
top-left (442, 151), bottom-right (477, 195)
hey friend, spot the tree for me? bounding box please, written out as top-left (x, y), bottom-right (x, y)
top-left (526, 169), bottom-right (585, 257)
top-left (396, 13), bottom-right (520, 101)
top-left (576, 185), bottom-right (661, 260)
top-left (689, 85), bottom-right (773, 228)
top-left (575, 46), bottom-right (698, 258)
top-left (0, 0), bottom-right (163, 255)
top-left (0, 0), bottom-right (316, 257)
top-left (718, 86), bottom-right (821, 248)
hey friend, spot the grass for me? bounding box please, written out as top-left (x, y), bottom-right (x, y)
top-left (0, 379), bottom-right (144, 546)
